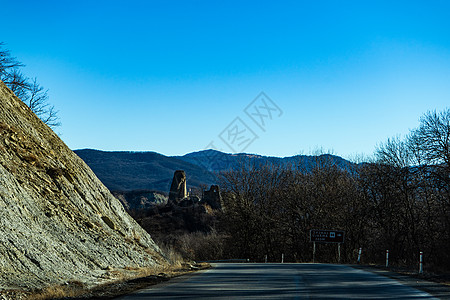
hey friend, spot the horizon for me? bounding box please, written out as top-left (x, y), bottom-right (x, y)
top-left (2, 1), bottom-right (450, 160)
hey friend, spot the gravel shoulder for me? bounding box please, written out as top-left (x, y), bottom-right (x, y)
top-left (79, 263), bottom-right (210, 299)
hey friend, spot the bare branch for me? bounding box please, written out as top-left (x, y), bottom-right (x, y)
top-left (0, 42), bottom-right (24, 77)
top-left (411, 109), bottom-right (450, 167)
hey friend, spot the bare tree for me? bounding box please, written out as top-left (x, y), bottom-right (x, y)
top-left (24, 78), bottom-right (61, 127)
top-left (218, 155), bottom-right (364, 263)
top-left (411, 109), bottom-right (450, 168)
top-left (0, 42), bottom-right (23, 76)
top-left (2, 69), bottom-right (31, 99)
top-left (0, 43), bottom-right (60, 128)
top-left (376, 136), bottom-right (413, 168)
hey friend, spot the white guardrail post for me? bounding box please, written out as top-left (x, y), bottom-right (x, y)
top-left (419, 251), bottom-right (423, 274)
top-left (313, 242), bottom-right (316, 263)
top-left (357, 247), bottom-right (362, 264)
top-left (338, 243), bottom-right (341, 263)
top-left (386, 250), bottom-right (389, 268)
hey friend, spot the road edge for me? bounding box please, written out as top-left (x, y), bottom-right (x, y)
top-left (350, 264), bottom-right (450, 299)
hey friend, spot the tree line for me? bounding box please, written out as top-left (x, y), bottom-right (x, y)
top-left (0, 42), bottom-right (60, 127)
top-left (217, 108), bottom-right (450, 271)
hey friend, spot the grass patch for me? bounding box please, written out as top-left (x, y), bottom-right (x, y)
top-left (24, 263), bottom-right (210, 299)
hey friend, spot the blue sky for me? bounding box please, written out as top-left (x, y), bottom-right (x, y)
top-left (2, 0), bottom-right (450, 159)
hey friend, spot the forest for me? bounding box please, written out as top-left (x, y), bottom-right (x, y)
top-left (212, 108), bottom-right (450, 271)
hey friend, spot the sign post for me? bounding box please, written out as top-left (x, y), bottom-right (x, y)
top-left (310, 229), bottom-right (345, 263)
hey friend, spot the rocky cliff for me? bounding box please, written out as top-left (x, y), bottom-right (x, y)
top-left (0, 80), bottom-right (166, 293)
top-left (113, 190), bottom-right (168, 210)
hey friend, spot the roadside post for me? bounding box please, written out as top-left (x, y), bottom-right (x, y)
top-left (357, 248), bottom-right (362, 264)
top-left (419, 251), bottom-right (423, 274)
top-left (265, 255), bottom-right (267, 263)
top-left (313, 242), bottom-right (316, 263)
top-left (386, 250), bottom-right (389, 268)
top-left (310, 229), bottom-right (345, 263)
top-left (338, 243), bottom-right (341, 263)
top-left (281, 254), bottom-right (284, 263)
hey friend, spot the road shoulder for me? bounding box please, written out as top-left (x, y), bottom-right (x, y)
top-left (351, 265), bottom-right (450, 299)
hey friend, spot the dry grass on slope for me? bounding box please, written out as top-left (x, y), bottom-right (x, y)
top-left (23, 262), bottom-right (209, 300)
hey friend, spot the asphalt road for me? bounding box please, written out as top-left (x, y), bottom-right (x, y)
top-left (117, 263), bottom-right (438, 299)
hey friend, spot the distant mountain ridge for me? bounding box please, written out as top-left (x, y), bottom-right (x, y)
top-left (74, 149), bottom-right (216, 192)
top-left (175, 149), bottom-right (352, 173)
top-left (74, 149), bottom-right (354, 193)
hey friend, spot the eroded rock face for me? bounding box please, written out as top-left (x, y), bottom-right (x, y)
top-left (168, 170), bottom-right (187, 203)
top-left (0, 81), bottom-right (166, 291)
top-left (203, 185), bottom-right (222, 210)
top-left (113, 190), bottom-right (168, 210)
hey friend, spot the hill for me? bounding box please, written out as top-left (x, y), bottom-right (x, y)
top-left (176, 149), bottom-right (352, 173)
top-left (74, 149), bottom-right (353, 193)
top-left (74, 149), bottom-right (217, 191)
top-left (0, 80), bottom-right (166, 294)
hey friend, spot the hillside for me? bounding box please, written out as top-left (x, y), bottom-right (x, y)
top-left (74, 149), bottom-right (217, 191)
top-left (112, 190), bottom-right (169, 210)
top-left (0, 80), bottom-right (166, 294)
top-left (74, 149), bottom-right (353, 193)
top-left (176, 149), bottom-right (353, 173)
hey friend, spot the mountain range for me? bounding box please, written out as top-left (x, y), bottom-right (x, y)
top-left (74, 149), bottom-right (353, 193)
